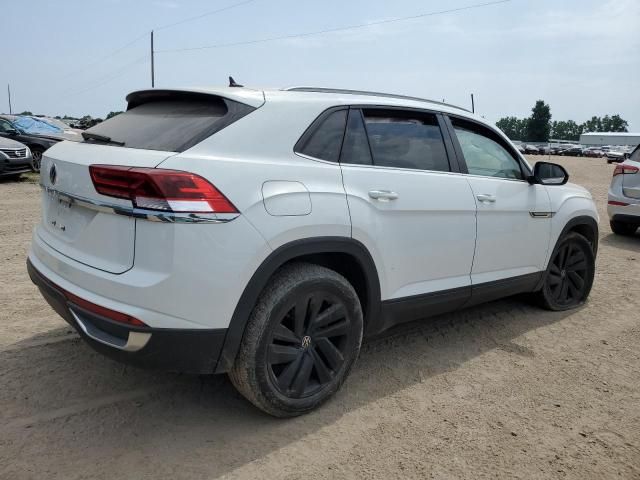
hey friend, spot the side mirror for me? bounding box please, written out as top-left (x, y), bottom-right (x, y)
top-left (529, 161), bottom-right (569, 186)
top-left (7, 128), bottom-right (19, 136)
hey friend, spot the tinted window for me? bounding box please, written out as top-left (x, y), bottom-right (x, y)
top-left (340, 109), bottom-right (373, 165)
top-left (296, 109), bottom-right (347, 162)
top-left (84, 96), bottom-right (250, 152)
top-left (452, 119), bottom-right (523, 179)
top-left (0, 119), bottom-right (14, 133)
top-left (362, 110), bottom-right (450, 172)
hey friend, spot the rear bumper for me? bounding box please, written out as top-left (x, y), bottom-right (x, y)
top-left (27, 259), bottom-right (226, 374)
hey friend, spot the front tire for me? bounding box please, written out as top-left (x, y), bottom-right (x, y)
top-left (229, 263), bottom-right (363, 417)
top-left (610, 220), bottom-right (638, 236)
top-left (30, 147), bottom-right (44, 172)
top-left (536, 232), bottom-right (595, 311)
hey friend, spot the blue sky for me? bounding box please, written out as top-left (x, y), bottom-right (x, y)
top-left (4, 0), bottom-right (639, 129)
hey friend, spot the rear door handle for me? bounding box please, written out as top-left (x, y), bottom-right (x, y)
top-left (476, 194), bottom-right (496, 203)
top-left (368, 190), bottom-right (399, 201)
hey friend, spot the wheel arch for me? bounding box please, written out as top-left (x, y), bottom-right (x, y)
top-left (214, 236), bottom-right (381, 373)
top-left (536, 215), bottom-right (598, 291)
top-left (559, 215), bottom-right (599, 256)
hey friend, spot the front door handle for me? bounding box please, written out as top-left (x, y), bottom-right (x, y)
top-left (368, 190), bottom-right (399, 201)
top-left (476, 194), bottom-right (496, 203)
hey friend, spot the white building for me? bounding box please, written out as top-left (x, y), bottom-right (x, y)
top-left (579, 132), bottom-right (640, 146)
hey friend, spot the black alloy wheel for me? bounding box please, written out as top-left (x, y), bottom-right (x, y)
top-left (538, 232), bottom-right (595, 310)
top-left (229, 262), bottom-right (363, 417)
top-left (267, 291), bottom-right (351, 399)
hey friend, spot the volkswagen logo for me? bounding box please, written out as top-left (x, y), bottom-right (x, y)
top-left (301, 336), bottom-right (312, 349)
top-left (49, 163), bottom-right (57, 185)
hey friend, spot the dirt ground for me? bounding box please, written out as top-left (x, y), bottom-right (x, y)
top-left (1, 156), bottom-right (639, 480)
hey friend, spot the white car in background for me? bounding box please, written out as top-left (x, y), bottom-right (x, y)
top-left (28, 86), bottom-right (599, 416)
top-left (608, 144), bottom-right (640, 235)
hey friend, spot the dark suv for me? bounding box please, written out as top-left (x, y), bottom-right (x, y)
top-left (0, 116), bottom-right (61, 172)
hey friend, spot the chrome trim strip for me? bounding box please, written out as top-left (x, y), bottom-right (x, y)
top-left (71, 310), bottom-right (151, 352)
top-left (41, 185), bottom-right (239, 224)
top-left (529, 211), bottom-right (555, 218)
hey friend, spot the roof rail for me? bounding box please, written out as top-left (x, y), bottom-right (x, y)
top-left (283, 87), bottom-right (470, 113)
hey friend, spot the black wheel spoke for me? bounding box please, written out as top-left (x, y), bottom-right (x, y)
top-left (314, 319), bottom-right (350, 339)
top-left (276, 354), bottom-right (303, 390)
top-left (307, 295), bottom-right (322, 323)
top-left (311, 303), bottom-right (346, 330)
top-left (559, 278), bottom-right (569, 302)
top-left (568, 260), bottom-right (587, 272)
top-left (310, 348), bottom-right (334, 384)
top-left (292, 354), bottom-right (314, 397)
top-left (550, 263), bottom-right (562, 276)
top-left (268, 344), bottom-right (300, 365)
top-left (294, 299), bottom-right (307, 336)
top-left (273, 324), bottom-right (300, 344)
top-left (568, 271), bottom-right (584, 290)
top-left (315, 337), bottom-right (344, 370)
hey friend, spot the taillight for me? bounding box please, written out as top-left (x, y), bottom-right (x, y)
top-left (89, 165), bottom-right (238, 214)
top-left (613, 164), bottom-right (639, 176)
top-left (65, 290), bottom-right (147, 327)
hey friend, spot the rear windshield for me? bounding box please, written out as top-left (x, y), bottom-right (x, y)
top-left (84, 95), bottom-right (253, 152)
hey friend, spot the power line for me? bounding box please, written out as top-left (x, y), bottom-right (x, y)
top-left (62, 54), bottom-right (149, 99)
top-left (57, 0), bottom-right (260, 90)
top-left (154, 0), bottom-right (259, 31)
top-left (58, 31), bottom-right (149, 81)
top-left (157, 0), bottom-right (511, 53)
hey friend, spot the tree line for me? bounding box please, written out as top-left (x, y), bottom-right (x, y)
top-left (495, 101), bottom-right (629, 142)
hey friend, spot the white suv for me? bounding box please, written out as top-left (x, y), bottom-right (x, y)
top-left (28, 87), bottom-right (598, 416)
top-left (608, 145), bottom-right (640, 235)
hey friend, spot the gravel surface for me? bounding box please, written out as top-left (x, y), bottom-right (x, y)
top-left (1, 157), bottom-right (638, 479)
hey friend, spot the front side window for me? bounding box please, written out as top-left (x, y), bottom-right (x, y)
top-left (452, 119), bottom-right (523, 180)
top-left (362, 109), bottom-right (450, 172)
top-left (295, 109), bottom-right (347, 162)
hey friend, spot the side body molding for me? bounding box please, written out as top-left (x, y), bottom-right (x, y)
top-left (214, 236), bottom-right (381, 373)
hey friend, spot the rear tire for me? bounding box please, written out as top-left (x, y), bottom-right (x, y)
top-left (229, 262), bottom-right (363, 417)
top-left (610, 220), bottom-right (638, 236)
top-left (536, 232), bottom-right (595, 311)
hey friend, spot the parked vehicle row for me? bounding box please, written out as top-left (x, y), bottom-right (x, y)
top-left (27, 86), bottom-right (599, 417)
top-left (0, 115), bottom-right (64, 172)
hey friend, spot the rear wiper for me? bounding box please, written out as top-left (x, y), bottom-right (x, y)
top-left (82, 132), bottom-right (125, 146)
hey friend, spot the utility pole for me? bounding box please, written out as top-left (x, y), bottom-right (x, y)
top-left (470, 93), bottom-right (475, 114)
top-left (151, 30), bottom-right (155, 88)
top-left (7, 84), bottom-right (12, 114)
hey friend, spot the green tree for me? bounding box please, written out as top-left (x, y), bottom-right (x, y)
top-left (600, 114), bottom-right (628, 132)
top-left (551, 120), bottom-right (583, 141)
top-left (496, 116), bottom-right (529, 141)
top-left (19, 110), bottom-right (33, 115)
top-left (105, 111), bottom-right (123, 120)
top-left (582, 116), bottom-right (602, 133)
top-left (527, 100), bottom-right (552, 142)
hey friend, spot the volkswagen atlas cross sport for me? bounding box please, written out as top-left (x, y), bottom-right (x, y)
top-left (28, 86), bottom-right (599, 417)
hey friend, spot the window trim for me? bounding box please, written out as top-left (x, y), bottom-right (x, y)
top-left (293, 106), bottom-right (349, 163)
top-left (343, 105), bottom-right (457, 174)
top-left (443, 114), bottom-right (532, 181)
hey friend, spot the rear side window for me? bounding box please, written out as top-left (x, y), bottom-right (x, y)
top-left (362, 109), bottom-right (450, 172)
top-left (340, 109), bottom-right (373, 165)
top-left (295, 109), bottom-right (347, 162)
top-left (83, 94), bottom-right (253, 152)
